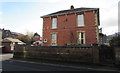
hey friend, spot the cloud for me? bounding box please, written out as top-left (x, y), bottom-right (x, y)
top-left (99, 2), bottom-right (118, 35)
top-left (0, 24), bottom-right (8, 28)
top-left (102, 26), bottom-right (118, 35)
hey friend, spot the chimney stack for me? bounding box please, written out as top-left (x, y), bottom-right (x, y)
top-left (70, 5), bottom-right (74, 9)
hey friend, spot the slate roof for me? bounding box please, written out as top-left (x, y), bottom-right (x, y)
top-left (41, 7), bottom-right (99, 18)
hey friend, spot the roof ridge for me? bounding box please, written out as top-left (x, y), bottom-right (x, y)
top-left (41, 7), bottom-right (98, 18)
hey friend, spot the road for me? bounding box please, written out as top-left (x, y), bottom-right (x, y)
top-left (0, 53), bottom-right (120, 73)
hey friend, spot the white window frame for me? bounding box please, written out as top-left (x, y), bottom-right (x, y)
top-left (52, 18), bottom-right (57, 29)
top-left (77, 14), bottom-right (84, 27)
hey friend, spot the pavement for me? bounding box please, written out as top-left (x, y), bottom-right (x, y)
top-left (0, 53), bottom-right (13, 72)
top-left (1, 53), bottom-right (120, 73)
top-left (0, 53), bottom-right (13, 61)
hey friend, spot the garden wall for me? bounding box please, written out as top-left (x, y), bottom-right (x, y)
top-left (13, 45), bottom-right (99, 64)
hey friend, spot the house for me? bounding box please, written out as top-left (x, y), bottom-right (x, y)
top-left (1, 28), bottom-right (18, 39)
top-left (2, 37), bottom-right (25, 53)
top-left (99, 28), bottom-right (109, 45)
top-left (32, 33), bottom-right (42, 46)
top-left (41, 6), bottom-right (100, 46)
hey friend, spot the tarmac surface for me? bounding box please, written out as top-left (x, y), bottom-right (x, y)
top-left (0, 53), bottom-right (120, 73)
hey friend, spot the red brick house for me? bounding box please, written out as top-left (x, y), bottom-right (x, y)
top-left (41, 6), bottom-right (100, 46)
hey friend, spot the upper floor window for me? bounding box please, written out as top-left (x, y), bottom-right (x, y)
top-left (77, 14), bottom-right (84, 27)
top-left (52, 18), bottom-right (57, 29)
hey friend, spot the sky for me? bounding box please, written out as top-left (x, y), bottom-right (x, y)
top-left (0, 0), bottom-right (119, 36)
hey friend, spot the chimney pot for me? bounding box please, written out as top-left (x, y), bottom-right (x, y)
top-left (70, 5), bottom-right (74, 9)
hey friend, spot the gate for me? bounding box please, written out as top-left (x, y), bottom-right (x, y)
top-left (99, 45), bottom-right (115, 64)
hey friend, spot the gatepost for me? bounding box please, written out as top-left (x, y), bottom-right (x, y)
top-left (92, 44), bottom-right (99, 64)
top-left (114, 47), bottom-right (120, 65)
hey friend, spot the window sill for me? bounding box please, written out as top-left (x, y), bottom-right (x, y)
top-left (51, 28), bottom-right (57, 30)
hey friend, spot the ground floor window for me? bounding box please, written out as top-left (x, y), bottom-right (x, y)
top-left (78, 31), bottom-right (85, 44)
top-left (51, 33), bottom-right (57, 46)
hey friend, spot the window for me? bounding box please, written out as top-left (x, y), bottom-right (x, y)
top-left (78, 32), bottom-right (85, 44)
top-left (77, 14), bottom-right (84, 26)
top-left (52, 18), bottom-right (57, 29)
top-left (51, 33), bottom-right (57, 45)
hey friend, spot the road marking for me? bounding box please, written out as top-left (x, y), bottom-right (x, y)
top-left (12, 59), bottom-right (119, 72)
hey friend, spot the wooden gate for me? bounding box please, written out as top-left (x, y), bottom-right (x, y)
top-left (99, 45), bottom-right (115, 64)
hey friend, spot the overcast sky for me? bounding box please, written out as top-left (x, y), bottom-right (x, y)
top-left (0, 0), bottom-right (119, 36)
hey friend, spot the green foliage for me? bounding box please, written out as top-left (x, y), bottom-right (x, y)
top-left (109, 35), bottom-right (120, 47)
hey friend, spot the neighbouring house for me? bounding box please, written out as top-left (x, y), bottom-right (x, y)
top-left (1, 28), bottom-right (18, 39)
top-left (2, 37), bottom-right (25, 52)
top-left (99, 28), bottom-right (108, 45)
top-left (99, 34), bottom-right (109, 45)
top-left (99, 28), bottom-right (120, 46)
top-left (32, 33), bottom-right (42, 46)
top-left (41, 6), bottom-right (100, 46)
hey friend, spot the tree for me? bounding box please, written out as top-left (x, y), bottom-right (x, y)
top-left (109, 35), bottom-right (120, 47)
top-left (17, 32), bottom-right (34, 45)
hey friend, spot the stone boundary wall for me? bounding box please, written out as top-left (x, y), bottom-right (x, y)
top-left (13, 45), bottom-right (99, 64)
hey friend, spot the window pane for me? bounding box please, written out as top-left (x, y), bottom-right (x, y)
top-left (52, 34), bottom-right (56, 40)
top-left (81, 39), bottom-right (84, 44)
top-left (51, 33), bottom-right (57, 46)
top-left (81, 32), bottom-right (84, 38)
top-left (78, 15), bottom-right (84, 26)
top-left (52, 18), bottom-right (57, 29)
